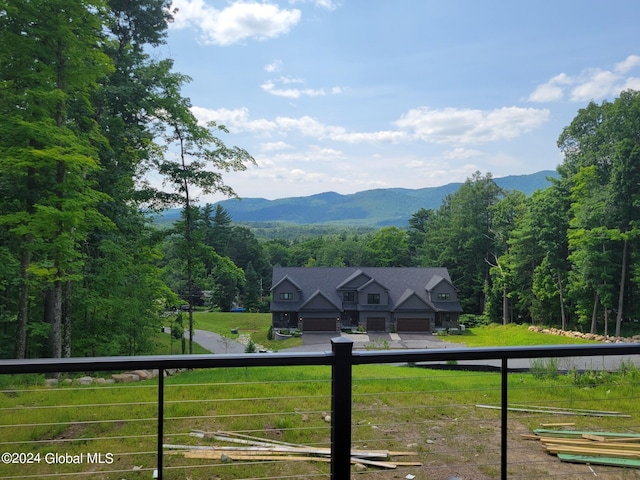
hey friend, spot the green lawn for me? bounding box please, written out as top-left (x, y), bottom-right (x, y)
top-left (150, 328), bottom-right (211, 355)
top-left (2, 359), bottom-right (639, 479)
top-left (1, 317), bottom-right (636, 479)
top-left (187, 311), bottom-right (597, 351)
top-left (443, 323), bottom-right (597, 347)
top-left (188, 310), bottom-right (303, 350)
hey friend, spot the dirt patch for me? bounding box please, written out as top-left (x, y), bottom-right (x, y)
top-left (54, 423), bottom-right (86, 440)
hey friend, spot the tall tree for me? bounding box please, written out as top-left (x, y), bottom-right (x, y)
top-left (484, 190), bottom-right (526, 324)
top-left (417, 172), bottom-right (503, 314)
top-left (153, 80), bottom-right (254, 352)
top-left (558, 90), bottom-right (640, 335)
top-left (0, 0), bottom-right (113, 358)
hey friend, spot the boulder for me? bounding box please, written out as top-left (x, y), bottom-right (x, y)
top-left (112, 373), bottom-right (140, 383)
top-left (77, 376), bottom-right (93, 385)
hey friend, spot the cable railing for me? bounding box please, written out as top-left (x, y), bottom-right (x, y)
top-left (1, 340), bottom-right (640, 479)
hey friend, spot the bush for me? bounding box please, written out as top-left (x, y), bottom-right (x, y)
top-left (530, 357), bottom-right (560, 380)
top-left (459, 314), bottom-right (491, 327)
top-left (245, 338), bottom-right (257, 354)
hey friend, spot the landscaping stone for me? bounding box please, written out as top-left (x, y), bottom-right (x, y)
top-left (45, 378), bottom-right (58, 387)
top-left (77, 376), bottom-right (93, 385)
top-left (528, 325), bottom-right (640, 343)
top-left (111, 373), bottom-right (140, 383)
top-left (131, 369), bottom-right (152, 380)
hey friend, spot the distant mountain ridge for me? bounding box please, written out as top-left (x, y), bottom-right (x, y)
top-left (160, 170), bottom-right (558, 227)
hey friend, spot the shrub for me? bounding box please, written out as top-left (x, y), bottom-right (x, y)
top-left (245, 338), bottom-right (257, 354)
top-left (530, 357), bottom-right (560, 380)
top-left (459, 314), bottom-right (492, 327)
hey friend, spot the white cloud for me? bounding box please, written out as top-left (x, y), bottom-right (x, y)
top-left (278, 75), bottom-right (304, 84)
top-left (528, 73), bottom-right (571, 102)
top-left (615, 55), bottom-right (640, 74)
top-left (260, 81), bottom-right (327, 98)
top-left (331, 130), bottom-right (407, 143)
top-left (289, 0), bottom-right (339, 11)
top-left (529, 55), bottom-right (640, 103)
top-left (259, 141), bottom-right (294, 152)
top-left (569, 69), bottom-right (620, 102)
top-left (192, 104), bottom-right (543, 148)
top-left (443, 147), bottom-right (483, 160)
top-left (260, 75), bottom-right (343, 98)
top-left (264, 60), bottom-right (283, 73)
top-left (170, 0), bottom-right (301, 45)
top-left (190, 106), bottom-right (277, 132)
top-left (394, 106), bottom-right (550, 145)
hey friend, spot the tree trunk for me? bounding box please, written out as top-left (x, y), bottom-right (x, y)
top-left (502, 285), bottom-right (508, 325)
top-left (604, 307), bottom-right (609, 337)
top-left (179, 134), bottom-right (195, 355)
top-left (62, 281), bottom-right (72, 358)
top-left (45, 283), bottom-right (63, 358)
top-left (557, 268), bottom-right (567, 331)
top-left (615, 237), bottom-right (628, 337)
top-left (15, 244), bottom-right (30, 359)
top-left (590, 291), bottom-right (599, 335)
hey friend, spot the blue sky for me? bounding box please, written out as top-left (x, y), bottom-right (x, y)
top-left (157, 0), bottom-right (640, 201)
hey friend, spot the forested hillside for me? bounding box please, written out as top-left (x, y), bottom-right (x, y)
top-left (156, 170), bottom-right (557, 227)
top-left (2, 2), bottom-right (640, 360)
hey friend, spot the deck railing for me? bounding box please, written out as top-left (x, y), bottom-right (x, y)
top-left (1, 340), bottom-right (640, 479)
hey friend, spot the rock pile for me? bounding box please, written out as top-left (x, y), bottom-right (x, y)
top-left (45, 368), bottom-right (190, 387)
top-left (528, 325), bottom-right (640, 343)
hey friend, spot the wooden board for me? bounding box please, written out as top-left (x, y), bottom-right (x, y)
top-left (558, 453), bottom-right (640, 468)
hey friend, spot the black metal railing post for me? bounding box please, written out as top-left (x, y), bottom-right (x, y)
top-left (501, 357), bottom-right (508, 480)
top-left (157, 368), bottom-right (164, 480)
top-left (330, 336), bottom-right (353, 479)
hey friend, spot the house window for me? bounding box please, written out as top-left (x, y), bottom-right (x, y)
top-left (343, 291), bottom-right (355, 302)
top-left (367, 293), bottom-right (380, 304)
top-left (280, 292), bottom-right (293, 300)
top-left (437, 293), bottom-right (450, 300)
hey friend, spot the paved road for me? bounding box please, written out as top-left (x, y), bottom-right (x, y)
top-left (183, 329), bottom-right (247, 354)
top-left (176, 329), bottom-right (640, 371)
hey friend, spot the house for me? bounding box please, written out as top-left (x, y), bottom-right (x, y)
top-left (270, 267), bottom-right (462, 333)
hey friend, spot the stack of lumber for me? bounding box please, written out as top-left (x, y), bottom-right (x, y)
top-left (526, 428), bottom-right (640, 468)
top-left (165, 430), bottom-right (422, 470)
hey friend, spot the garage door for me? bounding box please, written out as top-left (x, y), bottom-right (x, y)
top-left (396, 318), bottom-right (430, 333)
top-left (302, 318), bottom-right (336, 332)
top-left (367, 317), bottom-right (386, 332)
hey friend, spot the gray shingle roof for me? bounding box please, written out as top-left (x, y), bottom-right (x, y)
top-left (270, 267), bottom-right (462, 313)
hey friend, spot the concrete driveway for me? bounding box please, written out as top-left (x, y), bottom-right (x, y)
top-left (276, 332), bottom-right (465, 352)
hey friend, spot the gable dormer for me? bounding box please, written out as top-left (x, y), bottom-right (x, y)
top-left (271, 275), bottom-right (302, 302)
top-left (425, 275), bottom-right (457, 302)
top-left (394, 289), bottom-right (433, 311)
top-left (299, 290), bottom-right (342, 312)
top-left (336, 269), bottom-right (372, 290)
top-left (358, 278), bottom-right (389, 305)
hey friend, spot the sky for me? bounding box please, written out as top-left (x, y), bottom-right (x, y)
top-left (155, 0), bottom-right (640, 202)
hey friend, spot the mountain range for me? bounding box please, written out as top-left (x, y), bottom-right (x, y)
top-left (159, 170), bottom-right (558, 228)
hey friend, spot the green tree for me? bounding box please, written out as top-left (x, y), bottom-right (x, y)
top-left (484, 191), bottom-right (526, 324)
top-left (366, 227), bottom-right (411, 267)
top-left (0, 0), bottom-right (113, 358)
top-left (558, 90), bottom-right (640, 335)
top-left (416, 172), bottom-right (503, 314)
top-left (153, 81), bottom-right (254, 352)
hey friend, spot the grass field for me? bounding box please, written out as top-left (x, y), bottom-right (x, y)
top-left (186, 310), bottom-right (303, 350)
top-left (445, 323), bottom-right (598, 347)
top-left (2, 359), bottom-right (640, 479)
top-left (183, 312), bottom-right (596, 352)
top-left (2, 319), bottom-right (638, 479)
